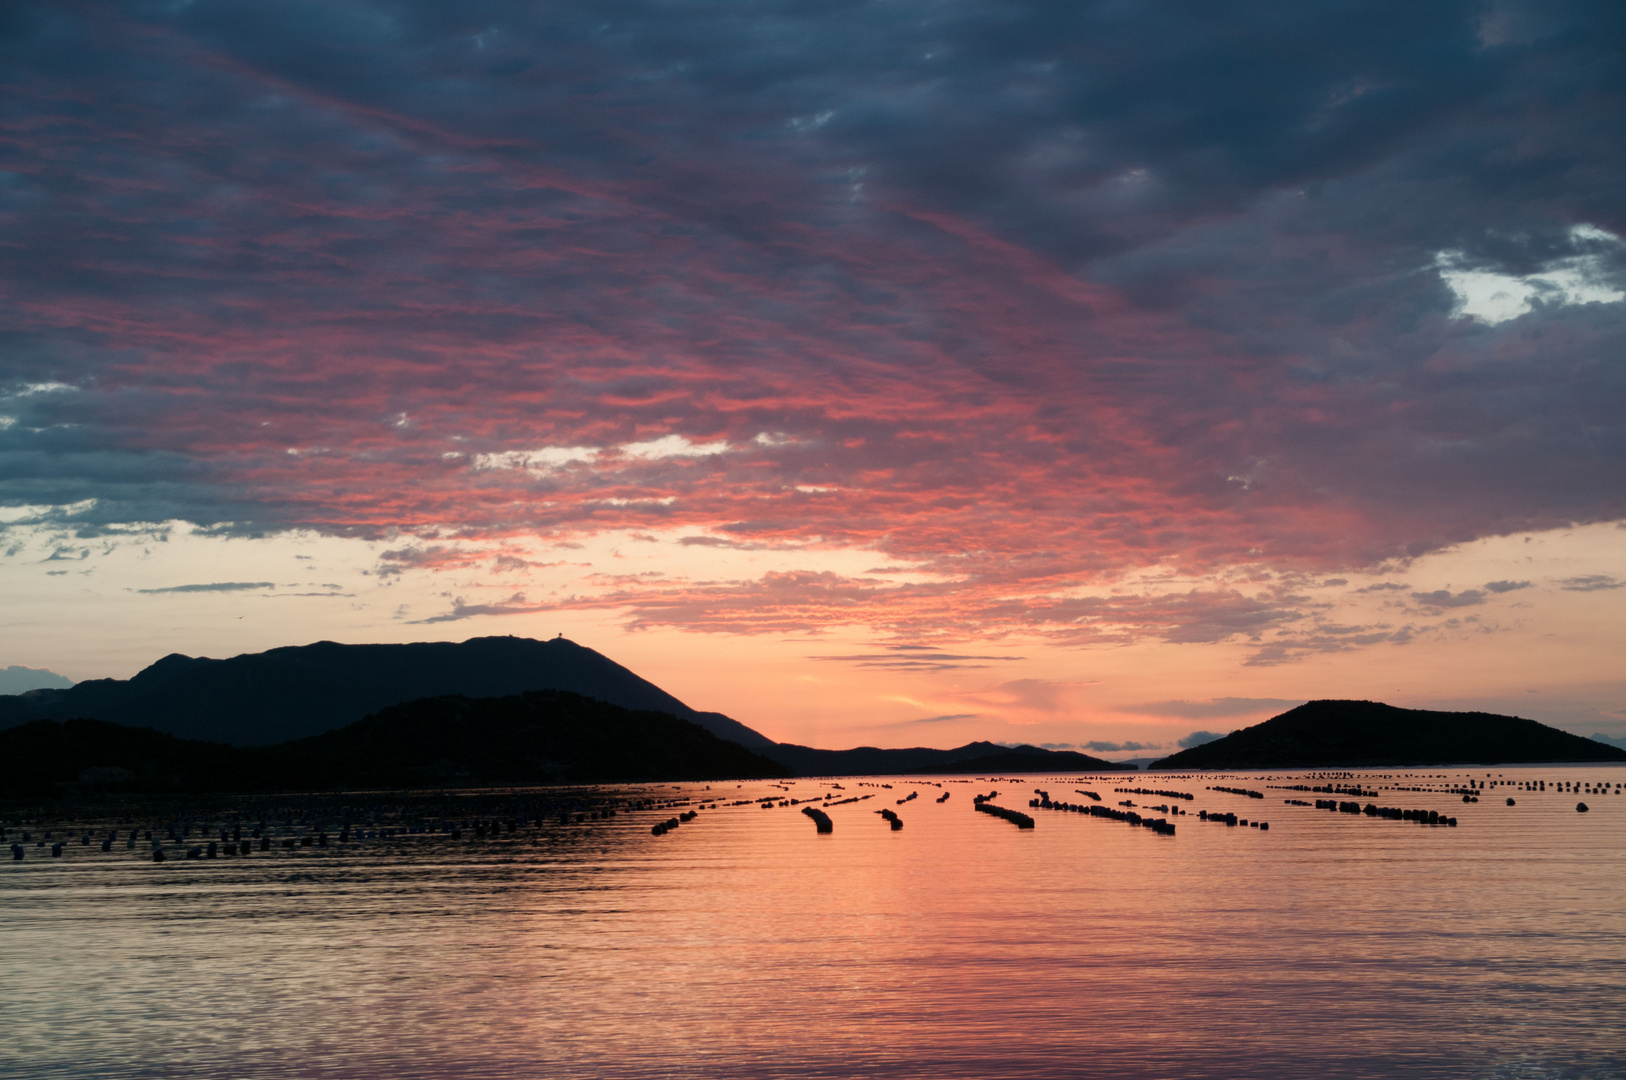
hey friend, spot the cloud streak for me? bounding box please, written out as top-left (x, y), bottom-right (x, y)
top-left (136, 582), bottom-right (275, 594)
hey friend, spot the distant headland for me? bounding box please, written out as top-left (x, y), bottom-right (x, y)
top-left (0, 636), bottom-right (1122, 793)
top-left (1148, 700), bottom-right (1626, 770)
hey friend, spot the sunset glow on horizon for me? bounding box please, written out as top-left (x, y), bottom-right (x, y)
top-left (3, 0), bottom-right (1624, 754)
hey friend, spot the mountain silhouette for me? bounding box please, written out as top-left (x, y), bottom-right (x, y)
top-left (763, 740), bottom-right (1134, 775)
top-left (1148, 700), bottom-right (1626, 769)
top-left (0, 636), bottom-right (772, 749)
top-left (0, 690), bottom-right (787, 798)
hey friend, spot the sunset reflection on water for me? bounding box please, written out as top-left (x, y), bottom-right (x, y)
top-left (3, 766), bottom-right (1623, 1079)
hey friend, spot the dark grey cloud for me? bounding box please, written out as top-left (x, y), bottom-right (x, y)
top-left (136, 581), bottom-right (274, 594)
top-left (1178, 730), bottom-right (1228, 749)
top-left (1411, 588), bottom-right (1487, 608)
top-left (1560, 575), bottom-right (1624, 591)
top-left (1083, 740), bottom-right (1157, 753)
top-left (1484, 579), bottom-right (1532, 593)
top-left (408, 592), bottom-right (551, 624)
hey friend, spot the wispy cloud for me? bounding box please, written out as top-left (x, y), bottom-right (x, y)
top-left (1410, 589), bottom-right (1486, 609)
top-left (1116, 698), bottom-right (1300, 719)
top-left (136, 582), bottom-right (275, 594)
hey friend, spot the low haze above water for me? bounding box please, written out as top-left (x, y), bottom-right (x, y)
top-left (3, 766), bottom-right (1623, 1079)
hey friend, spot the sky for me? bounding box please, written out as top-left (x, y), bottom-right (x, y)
top-left (2, 0), bottom-right (1624, 755)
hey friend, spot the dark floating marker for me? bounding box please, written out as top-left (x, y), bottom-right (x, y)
top-left (974, 794), bottom-right (1035, 828)
top-left (1506, 798), bottom-right (1515, 806)
top-left (801, 807), bottom-right (834, 833)
top-left (877, 809), bottom-right (904, 830)
top-left (51, 842), bottom-right (63, 857)
top-left (1577, 802), bottom-right (1589, 813)
top-left (10, 844), bottom-right (22, 861)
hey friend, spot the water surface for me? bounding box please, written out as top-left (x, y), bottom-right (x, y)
top-left (3, 766), bottom-right (1623, 1078)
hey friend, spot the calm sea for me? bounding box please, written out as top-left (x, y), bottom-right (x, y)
top-left (3, 765), bottom-right (1623, 1079)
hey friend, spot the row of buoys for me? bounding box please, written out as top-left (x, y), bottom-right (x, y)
top-left (650, 808), bottom-right (700, 836)
top-left (877, 809), bottom-right (904, 830)
top-left (896, 792), bottom-right (917, 805)
top-left (1114, 787), bottom-right (1194, 801)
top-left (1075, 789), bottom-right (1102, 802)
top-left (1209, 785), bottom-right (1265, 799)
top-left (1313, 799), bottom-right (1458, 826)
top-left (973, 796), bottom-right (1035, 829)
top-left (1033, 797), bottom-right (1174, 834)
top-left (802, 806), bottom-right (833, 833)
top-left (1196, 810), bottom-right (1266, 830)
top-left (936, 791), bottom-right (951, 803)
top-left (1272, 783), bottom-right (1380, 798)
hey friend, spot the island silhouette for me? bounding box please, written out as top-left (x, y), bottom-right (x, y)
top-left (1148, 699), bottom-right (1626, 770)
top-left (3, 637), bottom-right (1619, 795)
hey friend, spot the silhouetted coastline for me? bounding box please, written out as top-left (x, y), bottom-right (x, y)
top-left (1149, 700), bottom-right (1626, 770)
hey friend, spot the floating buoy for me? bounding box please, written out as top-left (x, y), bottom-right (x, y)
top-left (1577, 802), bottom-right (1589, 813)
top-left (801, 807), bottom-right (834, 833)
top-left (1506, 798), bottom-right (1515, 806)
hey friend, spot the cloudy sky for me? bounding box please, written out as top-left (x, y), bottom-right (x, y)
top-left (3, 0), bottom-right (1624, 753)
